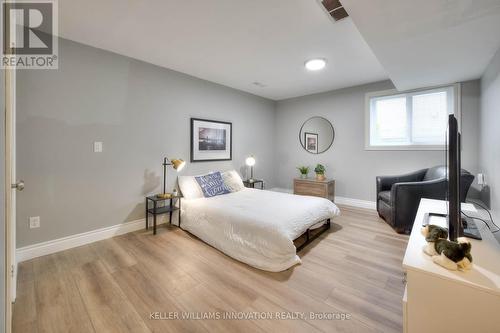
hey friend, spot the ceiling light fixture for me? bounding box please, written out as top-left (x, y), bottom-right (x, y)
top-left (305, 58), bottom-right (327, 71)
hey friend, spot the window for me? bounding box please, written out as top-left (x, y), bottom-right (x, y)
top-left (365, 85), bottom-right (459, 150)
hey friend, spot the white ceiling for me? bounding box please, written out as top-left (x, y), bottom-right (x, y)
top-left (342, 0), bottom-right (500, 91)
top-left (58, 0), bottom-right (388, 100)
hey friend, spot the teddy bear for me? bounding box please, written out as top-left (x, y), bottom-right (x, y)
top-left (421, 225), bottom-right (473, 271)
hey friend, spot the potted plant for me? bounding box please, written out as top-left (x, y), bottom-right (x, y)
top-left (314, 164), bottom-right (326, 181)
top-left (297, 166), bottom-right (309, 179)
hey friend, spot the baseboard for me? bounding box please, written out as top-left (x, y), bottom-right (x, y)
top-left (268, 187), bottom-right (293, 193)
top-left (334, 196), bottom-right (376, 210)
top-left (268, 187), bottom-right (376, 210)
top-left (16, 216), bottom-right (168, 263)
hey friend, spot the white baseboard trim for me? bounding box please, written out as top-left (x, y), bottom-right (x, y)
top-left (269, 188), bottom-right (376, 210)
top-left (268, 187), bottom-right (293, 193)
top-left (334, 196), bottom-right (376, 210)
top-left (16, 217), bottom-right (168, 263)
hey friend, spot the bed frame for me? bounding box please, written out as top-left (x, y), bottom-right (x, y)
top-left (295, 218), bottom-right (331, 252)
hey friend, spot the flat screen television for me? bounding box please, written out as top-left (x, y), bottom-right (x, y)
top-left (447, 114), bottom-right (462, 241)
top-left (447, 114), bottom-right (481, 241)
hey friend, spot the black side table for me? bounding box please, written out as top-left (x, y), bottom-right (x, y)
top-left (145, 195), bottom-right (182, 235)
top-left (243, 179), bottom-right (265, 190)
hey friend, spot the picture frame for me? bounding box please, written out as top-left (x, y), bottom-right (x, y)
top-left (304, 132), bottom-right (318, 154)
top-left (191, 118), bottom-right (232, 162)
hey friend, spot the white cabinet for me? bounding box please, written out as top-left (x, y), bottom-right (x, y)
top-left (403, 199), bottom-right (500, 333)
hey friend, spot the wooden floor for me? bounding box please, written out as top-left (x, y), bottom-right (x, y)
top-left (13, 206), bottom-right (408, 333)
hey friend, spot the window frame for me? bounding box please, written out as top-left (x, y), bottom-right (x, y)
top-left (364, 83), bottom-right (461, 151)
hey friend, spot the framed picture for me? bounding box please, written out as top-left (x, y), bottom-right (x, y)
top-left (191, 118), bottom-right (232, 162)
top-left (304, 132), bottom-right (318, 154)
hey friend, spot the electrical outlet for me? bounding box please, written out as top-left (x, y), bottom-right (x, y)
top-left (477, 173), bottom-right (485, 186)
top-left (29, 216), bottom-right (40, 229)
top-left (93, 141), bottom-right (103, 153)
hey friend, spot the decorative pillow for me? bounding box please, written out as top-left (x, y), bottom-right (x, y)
top-left (178, 175), bottom-right (205, 200)
top-left (222, 170), bottom-right (245, 192)
top-left (195, 172), bottom-right (231, 198)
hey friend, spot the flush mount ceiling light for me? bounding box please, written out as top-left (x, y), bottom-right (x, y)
top-left (305, 58), bottom-right (327, 71)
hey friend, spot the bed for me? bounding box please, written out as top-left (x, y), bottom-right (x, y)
top-left (178, 173), bottom-right (340, 272)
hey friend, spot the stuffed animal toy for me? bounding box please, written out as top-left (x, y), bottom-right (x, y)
top-left (422, 224), bottom-right (449, 242)
top-left (421, 225), bottom-right (473, 271)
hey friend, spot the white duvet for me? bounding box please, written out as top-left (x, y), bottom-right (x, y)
top-left (181, 188), bottom-right (340, 272)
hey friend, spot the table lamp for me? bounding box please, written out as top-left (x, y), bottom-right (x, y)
top-left (245, 155), bottom-right (256, 181)
top-left (157, 157), bottom-right (186, 199)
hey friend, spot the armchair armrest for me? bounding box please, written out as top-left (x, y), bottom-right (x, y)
top-left (391, 178), bottom-right (448, 202)
top-left (376, 168), bottom-right (428, 194)
top-left (390, 178), bottom-right (448, 232)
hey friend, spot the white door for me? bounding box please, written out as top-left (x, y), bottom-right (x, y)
top-left (4, 66), bottom-right (18, 333)
top-left (7, 68), bottom-right (17, 302)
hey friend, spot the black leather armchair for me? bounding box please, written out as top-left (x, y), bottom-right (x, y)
top-left (376, 166), bottom-right (474, 234)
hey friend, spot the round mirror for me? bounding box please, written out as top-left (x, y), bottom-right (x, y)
top-left (299, 117), bottom-right (335, 154)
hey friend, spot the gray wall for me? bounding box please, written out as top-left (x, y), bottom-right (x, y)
top-left (15, 37), bottom-right (484, 248)
top-left (1, 69), bottom-right (6, 333)
top-left (274, 80), bottom-right (481, 201)
top-left (480, 47), bottom-right (500, 225)
top-left (16, 38), bottom-right (276, 247)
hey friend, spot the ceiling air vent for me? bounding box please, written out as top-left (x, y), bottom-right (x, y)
top-left (320, 0), bottom-right (349, 21)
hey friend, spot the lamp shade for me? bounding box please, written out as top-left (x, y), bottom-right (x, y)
top-left (171, 159), bottom-right (186, 171)
top-left (245, 156), bottom-right (256, 166)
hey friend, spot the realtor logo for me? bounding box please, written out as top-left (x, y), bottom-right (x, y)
top-left (1, 0), bottom-right (58, 69)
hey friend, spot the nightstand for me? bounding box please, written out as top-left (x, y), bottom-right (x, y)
top-left (145, 195), bottom-right (182, 235)
top-left (294, 178), bottom-right (335, 201)
top-left (243, 179), bottom-right (265, 189)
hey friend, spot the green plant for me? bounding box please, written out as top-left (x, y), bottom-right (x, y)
top-left (314, 164), bottom-right (326, 175)
top-left (297, 166), bottom-right (310, 175)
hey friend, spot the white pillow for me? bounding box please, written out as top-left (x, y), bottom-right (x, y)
top-left (222, 170), bottom-right (245, 192)
top-left (178, 175), bottom-right (204, 200)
